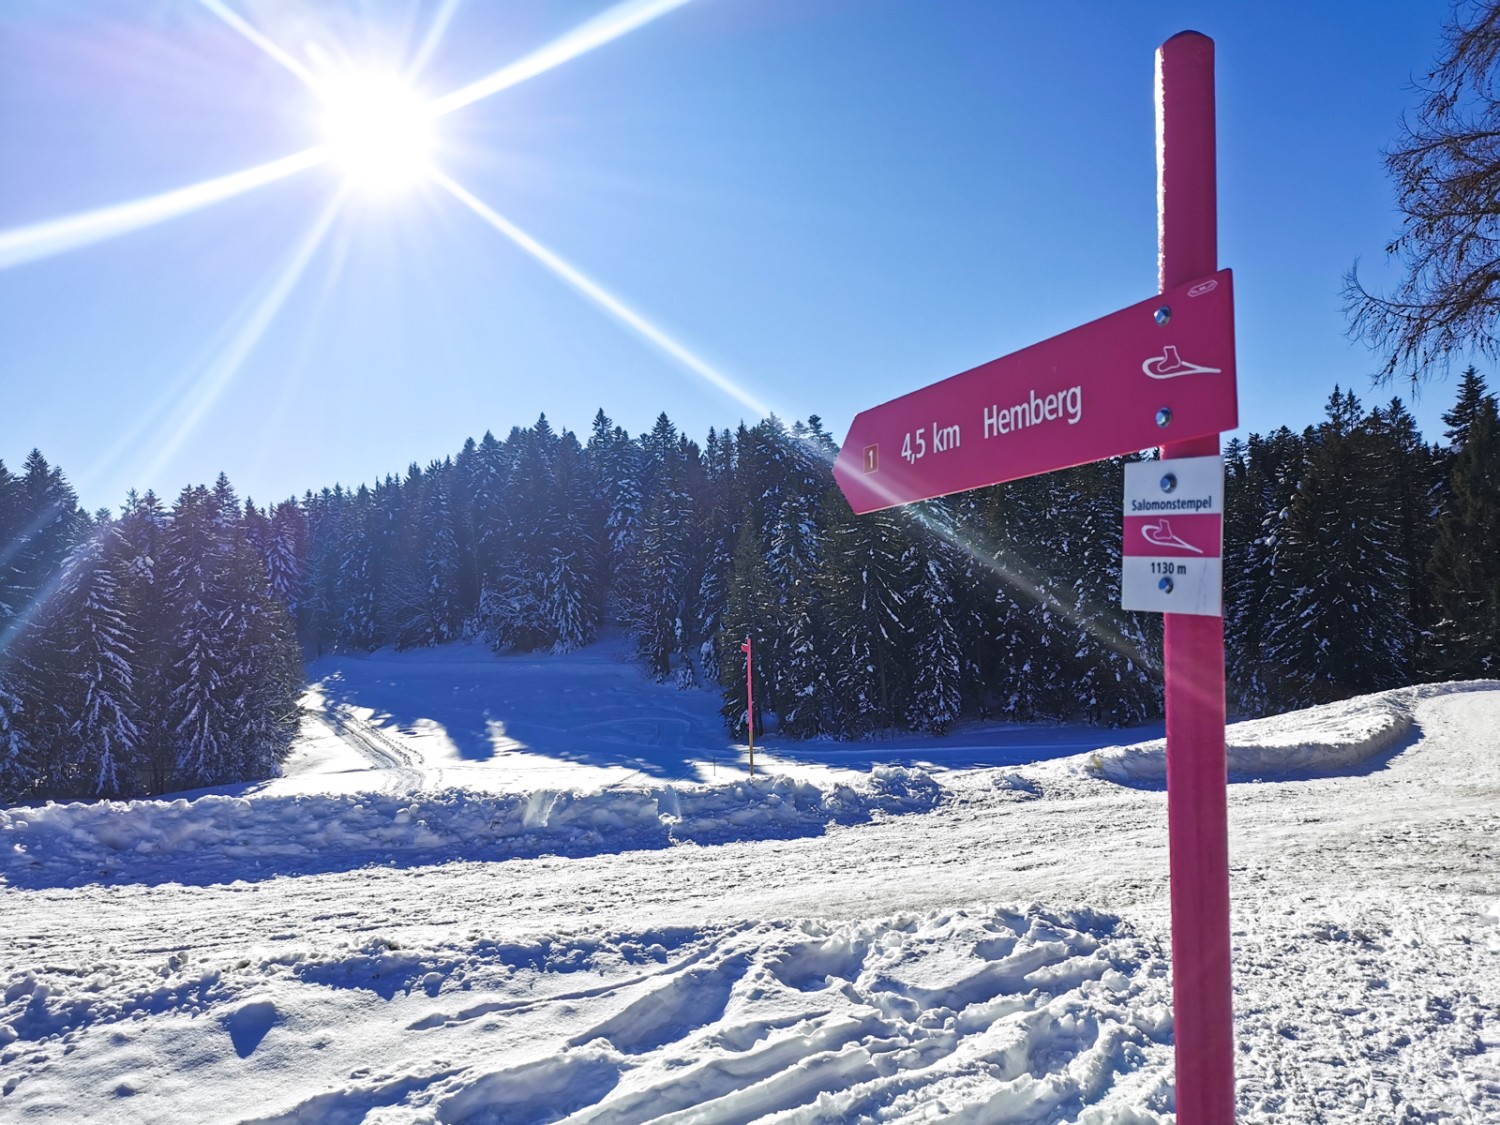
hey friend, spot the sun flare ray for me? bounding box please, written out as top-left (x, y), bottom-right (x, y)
top-left (407, 0), bottom-right (466, 80)
top-left (0, 148), bottom-right (327, 271)
top-left (432, 169), bottom-right (771, 419)
top-left (198, 0), bottom-right (321, 89)
top-left (134, 191), bottom-right (346, 488)
top-left (428, 0), bottom-right (695, 118)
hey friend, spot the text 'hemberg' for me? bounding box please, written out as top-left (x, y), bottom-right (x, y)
top-left (982, 386), bottom-right (1083, 439)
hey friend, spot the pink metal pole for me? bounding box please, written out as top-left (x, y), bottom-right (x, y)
top-left (1156, 31), bottom-right (1235, 1123)
top-left (741, 635), bottom-right (754, 774)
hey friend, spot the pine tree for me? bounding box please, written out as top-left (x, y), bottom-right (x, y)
top-left (161, 485), bottom-right (230, 787)
top-left (904, 514), bottom-right (965, 734)
top-left (1225, 427), bottom-right (1306, 714)
top-left (767, 491), bottom-right (833, 736)
top-left (545, 432), bottom-right (601, 653)
top-left (118, 490), bottom-right (173, 791)
top-left (478, 421), bottom-right (558, 652)
top-left (972, 474), bottom-right (1064, 720)
top-left (0, 459), bottom-right (23, 625)
top-left (33, 524), bottom-right (140, 796)
top-left (265, 499), bottom-right (308, 615)
top-left (820, 495), bottom-right (913, 737)
top-left (1263, 390), bottom-right (1411, 704)
top-left (1442, 366), bottom-right (1491, 454)
top-left (335, 486), bottom-right (382, 651)
top-left (1368, 398), bottom-right (1437, 679)
top-left (0, 670), bottom-right (31, 804)
top-left (1427, 395), bottom-right (1500, 676)
top-left (694, 428), bottom-right (736, 684)
top-left (718, 520), bottom-right (773, 736)
top-left (1049, 460), bottom-right (1158, 726)
top-left (631, 440), bottom-right (693, 680)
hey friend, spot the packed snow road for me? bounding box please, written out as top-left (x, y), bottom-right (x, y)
top-left (0, 647), bottom-right (1496, 1122)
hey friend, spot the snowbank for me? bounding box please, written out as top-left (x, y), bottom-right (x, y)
top-left (0, 766), bottom-right (942, 888)
top-left (1087, 680), bottom-right (1500, 785)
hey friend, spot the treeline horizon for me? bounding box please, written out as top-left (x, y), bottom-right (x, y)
top-left (2, 369), bottom-right (1497, 803)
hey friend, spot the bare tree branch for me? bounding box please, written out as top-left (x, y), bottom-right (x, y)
top-left (1347, 2), bottom-right (1500, 386)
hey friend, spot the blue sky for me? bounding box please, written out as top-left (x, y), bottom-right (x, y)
top-left (0, 0), bottom-right (1466, 512)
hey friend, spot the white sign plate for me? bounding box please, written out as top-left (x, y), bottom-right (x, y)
top-left (1121, 455), bottom-right (1224, 616)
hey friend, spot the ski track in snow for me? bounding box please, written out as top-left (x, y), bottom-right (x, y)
top-left (1, 642), bottom-right (1497, 1123)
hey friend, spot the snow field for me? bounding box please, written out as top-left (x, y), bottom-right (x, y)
top-left (3, 906), bottom-right (1177, 1123)
top-left (0, 658), bottom-right (1497, 1121)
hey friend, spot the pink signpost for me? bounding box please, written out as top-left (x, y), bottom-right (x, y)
top-left (832, 270), bottom-right (1236, 515)
top-left (833, 30), bottom-right (1236, 1122)
top-left (1155, 31), bottom-right (1234, 1122)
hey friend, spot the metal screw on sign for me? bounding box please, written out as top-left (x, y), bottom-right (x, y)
top-left (1160, 473), bottom-right (1178, 493)
top-left (1154, 304), bottom-right (1172, 325)
top-left (1159, 576), bottom-right (1175, 593)
top-left (1156, 407), bottom-right (1173, 428)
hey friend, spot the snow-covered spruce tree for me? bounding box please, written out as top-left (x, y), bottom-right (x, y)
top-left (938, 490), bottom-right (1006, 720)
top-left (585, 410), bottom-right (643, 622)
top-left (219, 523), bottom-right (303, 783)
top-left (478, 419), bottom-right (561, 652)
top-left (969, 473), bottom-right (1065, 721)
top-left (420, 462), bottom-right (464, 644)
top-left (265, 498), bottom-right (308, 618)
top-left (1426, 394), bottom-right (1500, 677)
top-left (0, 458), bottom-right (21, 625)
top-left (1262, 390), bottom-right (1411, 706)
top-left (767, 490), bottom-right (834, 736)
top-left (0, 670), bottom-right (32, 804)
top-left (117, 490), bottom-right (174, 792)
top-left (29, 522), bottom-right (140, 797)
top-left (718, 519), bottom-right (773, 737)
top-left (464, 429), bottom-right (513, 634)
top-left (1368, 398), bottom-right (1439, 680)
top-left (161, 484), bottom-right (230, 787)
top-left (630, 426), bottom-right (694, 680)
top-left (334, 485), bottom-right (382, 651)
top-left (1223, 438), bottom-right (1268, 714)
top-left (819, 490), bottom-right (914, 737)
top-left (298, 487), bottom-right (345, 656)
top-left (383, 462), bottom-right (463, 649)
top-left (0, 453), bottom-right (86, 797)
top-left (545, 432), bottom-right (601, 653)
top-left (903, 505), bottom-right (965, 735)
top-left (1224, 427), bottom-right (1308, 714)
top-left (10, 450), bottom-right (84, 616)
top-left (672, 434), bottom-right (714, 687)
top-left (1043, 459), bottom-right (1159, 726)
top-left (693, 428), bottom-right (737, 684)
top-left (0, 459), bottom-right (37, 802)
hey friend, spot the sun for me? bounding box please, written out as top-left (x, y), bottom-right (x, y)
top-left (316, 72), bottom-right (436, 195)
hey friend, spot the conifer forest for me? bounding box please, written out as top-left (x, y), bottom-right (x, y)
top-left (2, 370), bottom-right (1497, 803)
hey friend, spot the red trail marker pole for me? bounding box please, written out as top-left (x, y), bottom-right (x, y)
top-left (1156, 31), bottom-right (1235, 1122)
top-left (740, 635), bottom-right (754, 776)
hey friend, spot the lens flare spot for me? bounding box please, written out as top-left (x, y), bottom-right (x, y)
top-left (317, 73), bottom-right (435, 195)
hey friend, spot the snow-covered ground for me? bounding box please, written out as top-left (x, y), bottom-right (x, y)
top-left (1, 638), bottom-right (1497, 1122)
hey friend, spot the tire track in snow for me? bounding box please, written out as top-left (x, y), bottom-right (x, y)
top-left (314, 703), bottom-right (427, 792)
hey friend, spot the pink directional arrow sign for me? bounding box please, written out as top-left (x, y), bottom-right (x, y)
top-left (833, 269), bottom-right (1236, 514)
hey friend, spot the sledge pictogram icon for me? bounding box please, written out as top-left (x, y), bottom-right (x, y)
top-left (1140, 518), bottom-right (1204, 553)
top-left (1142, 344), bottom-right (1223, 380)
